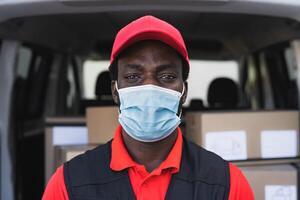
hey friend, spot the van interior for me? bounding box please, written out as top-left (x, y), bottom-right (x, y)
top-left (0, 11), bottom-right (299, 199)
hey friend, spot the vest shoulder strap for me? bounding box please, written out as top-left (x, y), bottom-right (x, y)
top-left (63, 141), bottom-right (134, 200)
top-left (166, 138), bottom-right (230, 200)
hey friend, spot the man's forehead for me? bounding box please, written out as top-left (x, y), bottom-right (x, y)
top-left (117, 40), bottom-right (181, 62)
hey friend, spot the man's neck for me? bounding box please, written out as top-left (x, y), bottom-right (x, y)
top-left (121, 130), bottom-right (178, 172)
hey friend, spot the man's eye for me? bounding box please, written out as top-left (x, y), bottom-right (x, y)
top-left (125, 74), bottom-right (140, 80)
top-left (160, 74), bottom-right (177, 80)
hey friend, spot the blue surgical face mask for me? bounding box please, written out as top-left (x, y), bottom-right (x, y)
top-left (116, 83), bottom-right (184, 142)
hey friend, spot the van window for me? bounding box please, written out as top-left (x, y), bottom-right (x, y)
top-left (25, 49), bottom-right (53, 118)
top-left (82, 59), bottom-right (239, 106)
top-left (64, 57), bottom-right (82, 115)
top-left (16, 47), bottom-right (33, 79)
top-left (285, 47), bottom-right (298, 81)
top-left (82, 60), bottom-right (110, 99)
top-left (187, 60), bottom-right (239, 107)
top-left (241, 42), bottom-right (298, 110)
top-left (82, 50), bottom-right (298, 111)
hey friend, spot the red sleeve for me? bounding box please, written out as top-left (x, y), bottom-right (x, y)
top-left (42, 166), bottom-right (69, 200)
top-left (228, 163), bottom-right (254, 200)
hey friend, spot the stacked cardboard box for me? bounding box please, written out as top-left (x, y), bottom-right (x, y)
top-left (86, 106), bottom-right (119, 143)
top-left (45, 107), bottom-right (119, 183)
top-left (185, 110), bottom-right (300, 199)
top-left (45, 117), bottom-right (87, 182)
top-left (46, 109), bottom-right (300, 199)
top-left (240, 164), bottom-right (298, 200)
top-left (185, 111), bottom-right (299, 161)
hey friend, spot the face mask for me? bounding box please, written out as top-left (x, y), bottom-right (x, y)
top-left (116, 83), bottom-right (184, 142)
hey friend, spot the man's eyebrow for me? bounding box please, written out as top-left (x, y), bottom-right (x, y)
top-left (124, 64), bottom-right (143, 70)
top-left (156, 64), bottom-right (180, 72)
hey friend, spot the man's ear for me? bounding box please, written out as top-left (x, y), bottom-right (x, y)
top-left (181, 81), bottom-right (188, 104)
top-left (111, 80), bottom-right (120, 105)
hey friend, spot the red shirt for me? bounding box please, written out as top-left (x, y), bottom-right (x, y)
top-left (42, 126), bottom-right (254, 200)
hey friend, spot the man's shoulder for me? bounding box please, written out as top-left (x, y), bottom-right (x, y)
top-left (184, 138), bottom-right (228, 166)
top-left (63, 141), bottom-right (113, 186)
top-left (181, 138), bottom-right (230, 186)
top-left (67, 142), bottom-right (111, 163)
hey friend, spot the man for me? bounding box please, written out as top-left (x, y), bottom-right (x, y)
top-left (43, 15), bottom-right (254, 200)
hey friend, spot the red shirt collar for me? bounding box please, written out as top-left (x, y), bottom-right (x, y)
top-left (110, 125), bottom-right (183, 173)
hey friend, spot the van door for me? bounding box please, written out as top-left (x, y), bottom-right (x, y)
top-left (0, 40), bottom-right (19, 200)
top-left (11, 44), bottom-right (54, 200)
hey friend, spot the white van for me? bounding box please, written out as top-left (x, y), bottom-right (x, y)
top-left (1, 0), bottom-right (300, 199)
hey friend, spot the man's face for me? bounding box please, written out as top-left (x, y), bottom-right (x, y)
top-left (111, 40), bottom-right (187, 104)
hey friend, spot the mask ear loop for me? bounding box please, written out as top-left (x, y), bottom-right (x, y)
top-left (115, 81), bottom-right (121, 114)
top-left (115, 81), bottom-right (119, 91)
top-left (178, 84), bottom-right (185, 118)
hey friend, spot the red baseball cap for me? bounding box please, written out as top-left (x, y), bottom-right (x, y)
top-left (110, 15), bottom-right (190, 66)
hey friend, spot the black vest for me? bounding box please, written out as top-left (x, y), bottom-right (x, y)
top-left (64, 138), bottom-right (230, 200)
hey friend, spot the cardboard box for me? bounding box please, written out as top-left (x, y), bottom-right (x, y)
top-left (185, 111), bottom-right (299, 161)
top-left (55, 145), bottom-right (96, 167)
top-left (240, 164), bottom-right (298, 200)
top-left (45, 117), bottom-right (87, 183)
top-left (45, 107), bottom-right (119, 183)
top-left (86, 106), bottom-right (119, 144)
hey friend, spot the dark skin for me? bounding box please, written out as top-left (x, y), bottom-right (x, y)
top-left (111, 40), bottom-right (188, 172)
